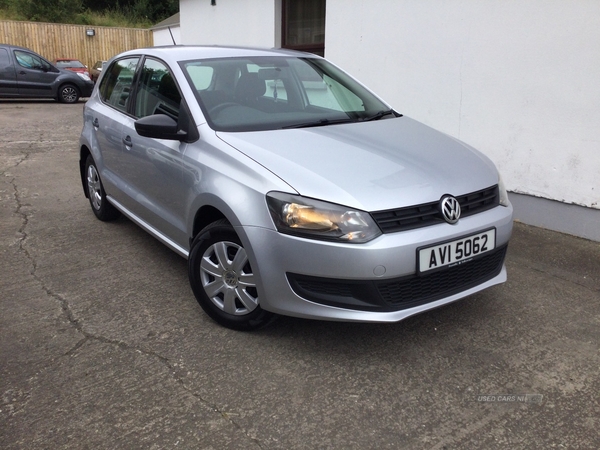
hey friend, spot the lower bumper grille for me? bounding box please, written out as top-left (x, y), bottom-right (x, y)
top-left (287, 245), bottom-right (507, 312)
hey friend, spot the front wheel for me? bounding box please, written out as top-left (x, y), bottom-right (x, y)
top-left (188, 220), bottom-right (276, 331)
top-left (58, 84), bottom-right (80, 103)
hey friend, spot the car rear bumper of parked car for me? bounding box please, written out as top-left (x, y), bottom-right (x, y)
top-left (242, 203), bottom-right (513, 322)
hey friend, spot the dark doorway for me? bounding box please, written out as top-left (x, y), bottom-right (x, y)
top-left (282, 0), bottom-right (326, 56)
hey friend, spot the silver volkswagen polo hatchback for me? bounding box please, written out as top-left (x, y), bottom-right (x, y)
top-left (79, 46), bottom-right (513, 330)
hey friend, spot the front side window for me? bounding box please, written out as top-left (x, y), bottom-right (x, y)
top-left (99, 57), bottom-right (139, 113)
top-left (14, 50), bottom-right (51, 71)
top-left (134, 58), bottom-right (181, 120)
top-left (181, 56), bottom-right (390, 132)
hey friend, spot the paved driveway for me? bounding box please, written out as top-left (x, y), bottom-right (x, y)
top-left (1, 100), bottom-right (599, 449)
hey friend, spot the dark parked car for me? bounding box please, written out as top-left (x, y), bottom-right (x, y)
top-left (0, 44), bottom-right (94, 103)
top-left (54, 58), bottom-right (90, 78)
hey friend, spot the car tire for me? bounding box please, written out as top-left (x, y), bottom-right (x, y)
top-left (85, 155), bottom-right (120, 221)
top-left (58, 84), bottom-right (80, 103)
top-left (188, 220), bottom-right (276, 331)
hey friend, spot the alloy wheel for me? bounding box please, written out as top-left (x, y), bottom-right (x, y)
top-left (87, 164), bottom-right (102, 210)
top-left (62, 86), bottom-right (78, 103)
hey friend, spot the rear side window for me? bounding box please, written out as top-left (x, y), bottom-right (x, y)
top-left (99, 57), bottom-right (139, 113)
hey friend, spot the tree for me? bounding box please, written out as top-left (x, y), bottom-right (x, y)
top-left (81, 0), bottom-right (178, 23)
top-left (2, 0), bottom-right (178, 24)
top-left (18, 0), bottom-right (83, 23)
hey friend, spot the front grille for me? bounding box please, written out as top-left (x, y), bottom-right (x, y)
top-left (287, 245), bottom-right (507, 312)
top-left (371, 185), bottom-right (499, 233)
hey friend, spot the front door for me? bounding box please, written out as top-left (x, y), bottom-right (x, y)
top-left (13, 50), bottom-right (59, 98)
top-left (120, 57), bottom-right (189, 249)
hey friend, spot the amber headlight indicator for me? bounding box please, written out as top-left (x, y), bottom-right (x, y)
top-left (267, 192), bottom-right (381, 243)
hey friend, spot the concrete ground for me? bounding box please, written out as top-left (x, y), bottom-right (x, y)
top-left (1, 100), bottom-right (599, 449)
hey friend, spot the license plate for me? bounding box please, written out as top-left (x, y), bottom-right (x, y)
top-left (418, 229), bottom-right (496, 274)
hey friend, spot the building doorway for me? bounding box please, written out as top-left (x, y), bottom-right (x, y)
top-left (282, 0), bottom-right (326, 56)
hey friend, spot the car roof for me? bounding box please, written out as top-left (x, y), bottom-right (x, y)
top-left (114, 45), bottom-right (319, 62)
top-left (1, 43), bottom-right (40, 52)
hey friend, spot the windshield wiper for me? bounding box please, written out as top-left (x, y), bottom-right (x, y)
top-left (360, 109), bottom-right (397, 122)
top-left (282, 117), bottom-right (356, 129)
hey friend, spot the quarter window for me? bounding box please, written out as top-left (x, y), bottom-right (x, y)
top-left (99, 57), bottom-right (139, 113)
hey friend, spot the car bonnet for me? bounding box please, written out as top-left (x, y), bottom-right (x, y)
top-left (216, 116), bottom-right (499, 212)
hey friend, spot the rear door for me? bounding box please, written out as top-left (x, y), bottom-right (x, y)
top-left (0, 48), bottom-right (18, 96)
top-left (13, 49), bottom-right (59, 98)
top-left (92, 57), bottom-right (140, 198)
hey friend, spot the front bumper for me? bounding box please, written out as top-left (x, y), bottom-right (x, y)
top-left (241, 204), bottom-right (513, 322)
top-left (80, 81), bottom-right (94, 97)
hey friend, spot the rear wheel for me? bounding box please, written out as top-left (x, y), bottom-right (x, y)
top-left (85, 155), bottom-right (120, 221)
top-left (58, 84), bottom-right (80, 103)
top-left (188, 220), bottom-right (276, 330)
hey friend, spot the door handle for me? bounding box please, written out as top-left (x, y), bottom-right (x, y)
top-left (92, 118), bottom-right (99, 128)
top-left (122, 136), bottom-right (132, 147)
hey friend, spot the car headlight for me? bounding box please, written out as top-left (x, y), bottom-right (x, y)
top-left (498, 173), bottom-right (510, 207)
top-left (266, 192), bottom-right (382, 243)
top-left (76, 72), bottom-right (92, 82)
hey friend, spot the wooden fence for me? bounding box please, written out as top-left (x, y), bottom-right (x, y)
top-left (0, 20), bottom-right (153, 70)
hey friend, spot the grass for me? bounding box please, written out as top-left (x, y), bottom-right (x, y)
top-left (0, 7), bottom-right (152, 28)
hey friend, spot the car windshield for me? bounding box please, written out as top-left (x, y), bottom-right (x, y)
top-left (57, 60), bottom-right (85, 68)
top-left (180, 56), bottom-right (392, 132)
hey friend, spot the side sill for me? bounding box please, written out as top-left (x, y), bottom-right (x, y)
top-left (107, 195), bottom-right (190, 259)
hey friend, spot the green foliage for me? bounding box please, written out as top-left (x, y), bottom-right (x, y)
top-left (0, 0), bottom-right (177, 27)
top-left (74, 8), bottom-right (153, 28)
top-left (21, 0), bottom-right (83, 23)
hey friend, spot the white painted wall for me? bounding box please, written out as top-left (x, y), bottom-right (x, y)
top-left (326, 0), bottom-right (600, 209)
top-left (178, 0), bottom-right (599, 210)
top-left (153, 26), bottom-right (181, 46)
top-left (180, 0), bottom-right (280, 48)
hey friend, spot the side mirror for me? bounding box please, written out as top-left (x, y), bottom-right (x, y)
top-left (135, 114), bottom-right (188, 141)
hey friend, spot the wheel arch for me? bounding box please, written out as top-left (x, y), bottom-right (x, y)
top-left (190, 205), bottom-right (228, 247)
top-left (79, 145), bottom-right (92, 198)
top-left (187, 216), bottom-right (277, 330)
